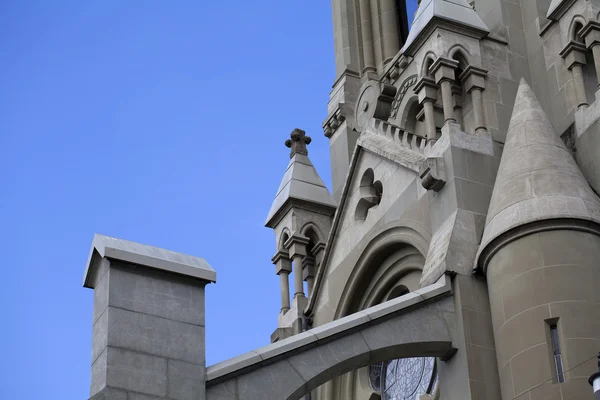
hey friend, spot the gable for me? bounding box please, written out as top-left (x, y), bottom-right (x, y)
top-left (308, 144), bottom-right (428, 321)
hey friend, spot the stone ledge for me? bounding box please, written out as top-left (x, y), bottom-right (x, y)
top-left (83, 234), bottom-right (216, 288)
top-left (205, 274), bottom-right (452, 383)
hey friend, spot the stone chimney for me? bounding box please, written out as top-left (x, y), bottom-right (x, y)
top-left (83, 234), bottom-right (216, 400)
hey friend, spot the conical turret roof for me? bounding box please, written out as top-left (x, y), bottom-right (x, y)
top-left (401, 0), bottom-right (489, 54)
top-left (265, 129), bottom-right (336, 228)
top-left (477, 79), bottom-right (600, 269)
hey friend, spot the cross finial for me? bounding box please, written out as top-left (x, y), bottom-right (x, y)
top-left (285, 128), bottom-right (312, 158)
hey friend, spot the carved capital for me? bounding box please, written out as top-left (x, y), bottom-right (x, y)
top-left (579, 20), bottom-right (600, 49)
top-left (271, 250), bottom-right (292, 275)
top-left (301, 255), bottom-right (316, 280)
top-left (419, 157), bottom-right (446, 192)
top-left (284, 234), bottom-right (310, 258)
top-left (460, 65), bottom-right (488, 93)
top-left (430, 57), bottom-right (459, 85)
top-left (560, 41), bottom-right (588, 70)
top-left (414, 77), bottom-right (438, 104)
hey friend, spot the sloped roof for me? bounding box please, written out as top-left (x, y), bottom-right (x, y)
top-left (477, 79), bottom-right (600, 269)
top-left (401, 0), bottom-right (489, 54)
top-left (265, 152), bottom-right (336, 227)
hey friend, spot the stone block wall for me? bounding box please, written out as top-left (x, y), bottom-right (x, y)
top-left (89, 260), bottom-right (208, 400)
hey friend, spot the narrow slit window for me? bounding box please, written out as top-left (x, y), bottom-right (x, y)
top-left (550, 324), bottom-right (565, 383)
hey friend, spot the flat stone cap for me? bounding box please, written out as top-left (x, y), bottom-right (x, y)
top-left (477, 79), bottom-right (600, 270)
top-left (83, 234), bottom-right (216, 288)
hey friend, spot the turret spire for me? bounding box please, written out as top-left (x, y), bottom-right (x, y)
top-left (477, 78), bottom-right (600, 271)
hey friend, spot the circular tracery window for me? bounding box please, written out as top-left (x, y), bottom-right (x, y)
top-left (369, 357), bottom-right (437, 399)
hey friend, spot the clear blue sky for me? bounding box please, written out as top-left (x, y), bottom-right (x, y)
top-left (0, 1), bottom-right (416, 398)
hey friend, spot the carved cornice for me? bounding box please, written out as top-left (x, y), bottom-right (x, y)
top-left (323, 105), bottom-right (348, 138)
top-left (383, 55), bottom-right (412, 83)
top-left (477, 219), bottom-right (600, 276)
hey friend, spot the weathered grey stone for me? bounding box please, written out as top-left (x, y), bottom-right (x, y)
top-left (109, 263), bottom-right (206, 326)
top-left (206, 289), bottom-right (454, 400)
top-left (107, 306), bottom-right (205, 365)
top-left (105, 347), bottom-right (167, 397)
top-left (167, 359), bottom-right (206, 400)
top-left (89, 387), bottom-right (127, 400)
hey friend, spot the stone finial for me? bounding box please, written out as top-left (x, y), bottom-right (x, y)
top-left (285, 128), bottom-right (312, 158)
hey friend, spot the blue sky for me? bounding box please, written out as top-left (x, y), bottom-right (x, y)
top-left (0, 1), bottom-right (416, 398)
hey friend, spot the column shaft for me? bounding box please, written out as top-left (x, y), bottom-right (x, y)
top-left (279, 271), bottom-right (290, 312)
top-left (471, 88), bottom-right (486, 131)
top-left (380, 0), bottom-right (400, 64)
top-left (423, 100), bottom-right (437, 141)
top-left (572, 64), bottom-right (589, 108)
top-left (440, 80), bottom-right (455, 123)
top-left (293, 254), bottom-right (304, 297)
top-left (370, 0), bottom-right (383, 69)
top-left (360, 0), bottom-right (375, 73)
top-left (591, 45), bottom-right (600, 87)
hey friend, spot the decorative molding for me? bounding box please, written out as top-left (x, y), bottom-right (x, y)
top-left (391, 74), bottom-right (418, 118)
top-left (323, 105), bottom-right (349, 138)
top-left (476, 219), bottom-right (600, 276)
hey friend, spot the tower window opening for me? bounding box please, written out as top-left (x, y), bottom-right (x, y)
top-left (550, 324), bottom-right (565, 383)
top-left (546, 319), bottom-right (565, 384)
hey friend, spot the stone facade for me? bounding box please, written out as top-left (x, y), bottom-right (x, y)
top-left (83, 0), bottom-right (600, 399)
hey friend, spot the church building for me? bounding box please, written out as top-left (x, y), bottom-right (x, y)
top-left (83, 0), bottom-right (600, 399)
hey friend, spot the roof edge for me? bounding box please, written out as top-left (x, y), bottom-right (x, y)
top-left (476, 218), bottom-right (600, 275)
top-left (83, 234), bottom-right (216, 288)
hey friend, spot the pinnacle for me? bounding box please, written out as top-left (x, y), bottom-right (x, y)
top-left (285, 128), bottom-right (312, 159)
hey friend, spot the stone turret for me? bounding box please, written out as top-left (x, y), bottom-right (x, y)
top-left (265, 129), bottom-right (336, 340)
top-left (477, 79), bottom-right (600, 400)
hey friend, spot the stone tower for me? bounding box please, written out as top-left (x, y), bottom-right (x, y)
top-left (477, 79), bottom-right (600, 400)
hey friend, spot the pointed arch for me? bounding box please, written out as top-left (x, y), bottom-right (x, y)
top-left (448, 45), bottom-right (471, 70)
top-left (279, 229), bottom-right (291, 250)
top-left (569, 15), bottom-right (587, 42)
top-left (420, 52), bottom-right (437, 79)
top-left (300, 222), bottom-right (322, 243)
